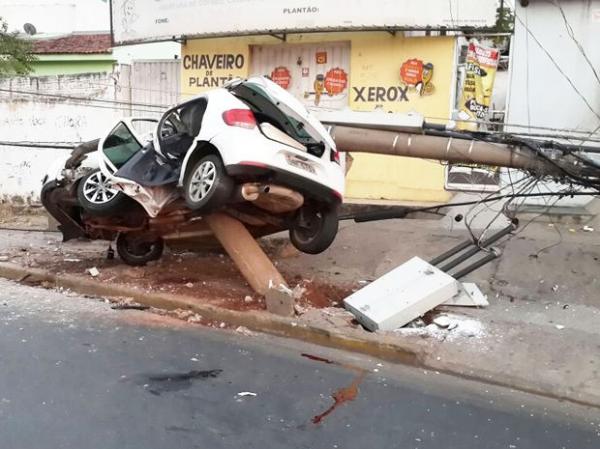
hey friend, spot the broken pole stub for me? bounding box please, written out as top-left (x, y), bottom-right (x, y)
top-left (265, 285), bottom-right (295, 317)
top-left (205, 213), bottom-right (287, 296)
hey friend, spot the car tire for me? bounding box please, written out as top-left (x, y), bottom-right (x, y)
top-left (77, 169), bottom-right (128, 216)
top-left (183, 154), bottom-right (233, 212)
top-left (289, 204), bottom-right (339, 255)
top-left (116, 233), bottom-right (164, 266)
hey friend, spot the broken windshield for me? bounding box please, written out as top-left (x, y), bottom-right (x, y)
top-left (229, 77), bottom-right (330, 157)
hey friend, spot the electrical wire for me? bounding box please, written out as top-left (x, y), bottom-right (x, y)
top-left (552, 0), bottom-right (600, 88)
top-left (513, 10), bottom-right (600, 122)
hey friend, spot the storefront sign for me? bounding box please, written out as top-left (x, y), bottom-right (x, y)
top-left (352, 86), bottom-right (409, 103)
top-left (182, 40), bottom-right (249, 92)
top-left (270, 66), bottom-right (292, 89)
top-left (110, 0), bottom-right (496, 45)
top-left (457, 40), bottom-right (499, 130)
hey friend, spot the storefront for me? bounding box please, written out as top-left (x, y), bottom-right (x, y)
top-left (110, 0), bottom-right (497, 203)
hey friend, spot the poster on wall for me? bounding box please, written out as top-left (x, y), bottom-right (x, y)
top-left (445, 40), bottom-right (500, 192)
top-left (457, 40), bottom-right (500, 130)
top-left (251, 42), bottom-right (350, 110)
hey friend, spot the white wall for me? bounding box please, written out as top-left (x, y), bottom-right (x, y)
top-left (506, 0), bottom-right (600, 136)
top-left (0, 72), bottom-right (126, 204)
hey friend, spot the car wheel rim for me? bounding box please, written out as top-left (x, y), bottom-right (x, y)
top-left (189, 161), bottom-right (216, 202)
top-left (83, 171), bottom-right (117, 204)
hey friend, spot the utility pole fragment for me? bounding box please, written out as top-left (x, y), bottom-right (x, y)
top-left (205, 212), bottom-right (287, 296)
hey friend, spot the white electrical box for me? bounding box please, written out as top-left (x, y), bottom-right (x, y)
top-left (344, 257), bottom-right (459, 332)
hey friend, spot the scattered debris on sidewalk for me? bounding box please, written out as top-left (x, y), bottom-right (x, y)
top-left (395, 313), bottom-right (486, 341)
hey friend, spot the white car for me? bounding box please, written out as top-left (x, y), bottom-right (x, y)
top-left (42, 77), bottom-right (345, 264)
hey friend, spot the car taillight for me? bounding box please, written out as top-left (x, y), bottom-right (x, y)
top-left (222, 109), bottom-right (256, 129)
top-left (330, 148), bottom-right (340, 164)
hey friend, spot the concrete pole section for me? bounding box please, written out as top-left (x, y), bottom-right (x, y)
top-left (331, 126), bottom-right (561, 175)
top-left (205, 213), bottom-right (287, 296)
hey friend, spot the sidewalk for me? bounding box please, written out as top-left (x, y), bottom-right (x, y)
top-left (0, 216), bottom-right (599, 407)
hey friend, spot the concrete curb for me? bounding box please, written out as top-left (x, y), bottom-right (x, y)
top-left (0, 261), bottom-right (598, 409)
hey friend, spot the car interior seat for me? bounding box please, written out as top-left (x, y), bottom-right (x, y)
top-left (162, 98), bottom-right (208, 160)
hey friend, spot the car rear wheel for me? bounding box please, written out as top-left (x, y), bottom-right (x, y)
top-left (77, 169), bottom-right (128, 216)
top-left (116, 233), bottom-right (164, 266)
top-left (289, 204), bottom-right (339, 254)
top-left (183, 154), bottom-right (233, 212)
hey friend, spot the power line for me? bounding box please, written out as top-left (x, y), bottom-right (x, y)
top-left (513, 10), bottom-right (600, 122)
top-left (0, 141), bottom-right (76, 149)
top-left (0, 87), bottom-right (168, 110)
top-left (552, 0), bottom-right (600, 88)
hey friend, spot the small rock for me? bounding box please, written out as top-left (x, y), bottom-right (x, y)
top-left (185, 282), bottom-right (194, 288)
top-left (244, 295), bottom-right (254, 303)
top-left (433, 315), bottom-right (451, 329)
top-left (219, 322), bottom-right (226, 328)
top-left (0, 256), bottom-right (10, 262)
top-left (555, 324), bottom-right (565, 330)
top-left (552, 285), bottom-right (559, 292)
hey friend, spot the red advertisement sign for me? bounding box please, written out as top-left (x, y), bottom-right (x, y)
top-left (316, 51), bottom-right (328, 64)
top-left (400, 58), bottom-right (423, 86)
top-left (324, 67), bottom-right (348, 95)
top-left (270, 66), bottom-right (291, 90)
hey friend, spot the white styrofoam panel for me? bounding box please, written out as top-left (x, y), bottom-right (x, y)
top-left (344, 257), bottom-right (459, 331)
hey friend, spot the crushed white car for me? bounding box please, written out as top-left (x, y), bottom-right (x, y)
top-left (42, 77), bottom-right (345, 265)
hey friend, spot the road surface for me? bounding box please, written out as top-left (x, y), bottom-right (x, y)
top-left (0, 278), bottom-right (598, 449)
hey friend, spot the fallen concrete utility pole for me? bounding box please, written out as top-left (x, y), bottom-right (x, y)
top-left (330, 126), bottom-right (561, 175)
top-left (205, 213), bottom-right (287, 296)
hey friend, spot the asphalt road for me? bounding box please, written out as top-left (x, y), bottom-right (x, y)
top-left (0, 279), bottom-right (598, 449)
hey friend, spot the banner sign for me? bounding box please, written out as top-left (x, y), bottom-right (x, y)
top-left (110, 0), bottom-right (496, 45)
top-left (457, 40), bottom-right (500, 130)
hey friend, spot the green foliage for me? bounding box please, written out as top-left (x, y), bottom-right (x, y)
top-left (0, 17), bottom-right (36, 76)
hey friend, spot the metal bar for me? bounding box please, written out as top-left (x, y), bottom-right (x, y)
top-left (429, 240), bottom-right (474, 266)
top-left (452, 251), bottom-right (500, 279)
top-left (439, 224), bottom-right (515, 272)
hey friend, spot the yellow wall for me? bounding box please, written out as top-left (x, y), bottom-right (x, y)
top-left (181, 32), bottom-right (456, 203)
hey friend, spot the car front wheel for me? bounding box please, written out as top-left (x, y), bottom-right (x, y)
top-left (77, 169), bottom-right (128, 216)
top-left (183, 154), bottom-right (233, 212)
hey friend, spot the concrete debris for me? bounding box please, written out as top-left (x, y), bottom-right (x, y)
top-left (344, 257), bottom-right (459, 331)
top-left (292, 284), bottom-right (307, 300)
top-left (583, 225), bottom-right (594, 232)
top-left (396, 314), bottom-right (485, 340)
top-left (87, 267), bottom-right (100, 277)
top-left (235, 326), bottom-right (255, 336)
top-left (433, 315), bottom-right (451, 329)
top-left (294, 304), bottom-right (307, 315)
top-left (265, 283), bottom-right (295, 317)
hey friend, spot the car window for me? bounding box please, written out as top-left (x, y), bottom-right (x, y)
top-left (102, 122), bottom-right (143, 169)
